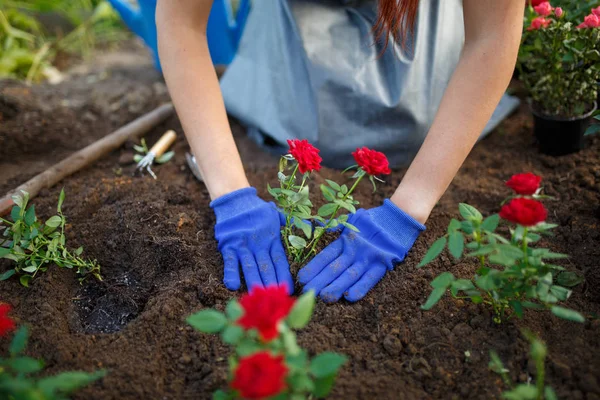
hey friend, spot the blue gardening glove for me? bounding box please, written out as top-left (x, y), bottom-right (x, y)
top-left (210, 188), bottom-right (294, 293)
top-left (298, 200), bottom-right (425, 302)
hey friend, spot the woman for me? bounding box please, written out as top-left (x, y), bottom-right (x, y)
top-left (156, 0), bottom-right (523, 302)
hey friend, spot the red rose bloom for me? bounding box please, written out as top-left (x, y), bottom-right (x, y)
top-left (528, 16), bottom-right (551, 30)
top-left (352, 147), bottom-right (391, 176)
top-left (231, 352), bottom-right (288, 399)
top-left (533, 1), bottom-right (553, 16)
top-left (287, 139), bottom-right (322, 174)
top-left (505, 173), bottom-right (542, 195)
top-left (0, 304), bottom-right (16, 337)
top-left (237, 285), bottom-right (296, 342)
top-left (529, 0), bottom-right (546, 6)
top-left (499, 198), bottom-right (547, 227)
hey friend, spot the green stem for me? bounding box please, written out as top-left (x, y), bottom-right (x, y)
top-left (300, 174), bottom-right (365, 264)
top-left (536, 355), bottom-right (545, 400)
top-left (522, 227), bottom-right (529, 267)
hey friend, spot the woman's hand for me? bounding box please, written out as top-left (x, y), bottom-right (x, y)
top-left (211, 188), bottom-right (294, 292)
top-left (298, 200), bottom-right (425, 302)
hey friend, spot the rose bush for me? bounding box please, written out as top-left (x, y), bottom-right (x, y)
top-left (268, 139), bottom-right (391, 264)
top-left (519, 2), bottom-right (600, 117)
top-left (418, 173), bottom-right (585, 324)
top-left (188, 286), bottom-right (347, 399)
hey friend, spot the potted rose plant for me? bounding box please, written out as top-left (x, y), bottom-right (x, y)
top-left (519, 2), bottom-right (600, 156)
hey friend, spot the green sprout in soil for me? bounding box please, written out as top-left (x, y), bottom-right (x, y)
top-left (0, 189), bottom-right (101, 287)
top-left (489, 330), bottom-right (557, 400)
top-left (418, 173), bottom-right (585, 324)
top-left (133, 138), bottom-right (175, 164)
top-left (1, 323), bottom-right (106, 399)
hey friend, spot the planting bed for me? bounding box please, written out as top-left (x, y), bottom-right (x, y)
top-left (1, 48), bottom-right (600, 400)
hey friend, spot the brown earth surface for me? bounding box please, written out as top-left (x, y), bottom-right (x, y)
top-left (1, 47), bottom-right (599, 400)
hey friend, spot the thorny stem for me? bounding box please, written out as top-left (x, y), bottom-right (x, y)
top-left (300, 174), bottom-right (365, 264)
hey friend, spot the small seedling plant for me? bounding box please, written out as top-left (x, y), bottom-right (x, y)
top-left (0, 190), bottom-right (101, 286)
top-left (0, 304), bottom-right (106, 399)
top-left (418, 173), bottom-right (585, 323)
top-left (187, 285), bottom-right (348, 399)
top-left (268, 140), bottom-right (390, 264)
top-left (132, 138), bottom-right (175, 164)
top-left (489, 330), bottom-right (557, 400)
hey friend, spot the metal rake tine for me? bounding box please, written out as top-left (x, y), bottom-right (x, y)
top-left (146, 165), bottom-right (157, 180)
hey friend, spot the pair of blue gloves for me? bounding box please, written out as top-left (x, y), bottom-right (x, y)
top-left (210, 187), bottom-right (425, 302)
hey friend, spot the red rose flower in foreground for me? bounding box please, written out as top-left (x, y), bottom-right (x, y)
top-left (593, 6), bottom-right (600, 17)
top-left (231, 352), bottom-right (288, 399)
top-left (533, 1), bottom-right (553, 16)
top-left (528, 16), bottom-right (551, 30)
top-left (352, 147), bottom-right (391, 176)
top-left (237, 285), bottom-right (296, 341)
top-left (529, 0), bottom-right (546, 6)
top-left (499, 198), bottom-right (547, 227)
top-left (287, 139), bottom-right (322, 174)
top-left (0, 304), bottom-right (16, 337)
top-left (505, 173), bottom-right (542, 195)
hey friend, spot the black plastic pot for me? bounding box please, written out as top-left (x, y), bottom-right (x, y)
top-left (531, 102), bottom-right (597, 156)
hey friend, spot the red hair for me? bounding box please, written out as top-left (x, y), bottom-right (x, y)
top-left (374, 0), bottom-right (420, 50)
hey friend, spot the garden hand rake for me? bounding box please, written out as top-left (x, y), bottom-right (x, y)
top-left (136, 130), bottom-right (177, 179)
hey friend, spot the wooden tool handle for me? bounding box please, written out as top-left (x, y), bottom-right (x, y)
top-left (150, 130), bottom-right (176, 157)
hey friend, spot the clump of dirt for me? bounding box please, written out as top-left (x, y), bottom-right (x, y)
top-left (1, 45), bottom-right (599, 400)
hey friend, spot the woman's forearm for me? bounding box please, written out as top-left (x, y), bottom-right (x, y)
top-left (391, 0), bottom-right (523, 224)
top-left (157, 0), bottom-right (249, 199)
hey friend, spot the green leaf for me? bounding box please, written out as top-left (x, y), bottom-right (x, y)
top-left (22, 266), bottom-right (37, 273)
top-left (20, 275), bottom-right (32, 287)
top-left (221, 325), bottom-right (244, 345)
top-left (459, 203), bottom-right (482, 222)
top-left (447, 218), bottom-right (461, 233)
top-left (585, 123), bottom-right (600, 136)
top-left (510, 300), bottom-right (524, 318)
top-left (481, 214), bottom-right (500, 232)
top-left (186, 310), bottom-right (228, 333)
top-left (320, 185), bottom-right (335, 202)
top-left (11, 206), bottom-right (21, 222)
top-left (522, 301), bottom-right (546, 310)
top-left (340, 184), bottom-right (348, 195)
top-left (325, 180), bottom-right (341, 191)
top-left (549, 286), bottom-right (571, 302)
top-left (309, 352), bottom-right (348, 378)
top-left (287, 290), bottom-right (316, 329)
top-left (502, 384), bottom-right (539, 400)
top-left (289, 235), bottom-right (307, 249)
top-left (461, 220), bottom-right (474, 234)
top-left (448, 232), bottom-right (464, 259)
top-left (225, 300), bottom-right (244, 321)
top-left (313, 374), bottom-right (336, 398)
top-left (282, 328), bottom-right (301, 356)
top-left (556, 271), bottom-right (584, 287)
top-left (45, 216), bottom-right (62, 228)
top-left (213, 389), bottom-right (229, 400)
top-left (294, 219), bottom-right (312, 240)
top-left (0, 247), bottom-right (11, 258)
top-left (544, 386), bottom-right (558, 400)
top-left (7, 357), bottom-right (44, 374)
top-left (75, 246), bottom-right (84, 256)
top-left (156, 151), bottom-right (175, 164)
top-left (551, 306), bottom-right (585, 323)
top-left (431, 272), bottom-right (455, 289)
top-left (236, 337), bottom-right (261, 357)
top-left (12, 193), bottom-right (24, 208)
top-left (340, 222), bottom-right (359, 232)
top-left (38, 370), bottom-right (106, 395)
top-left (421, 287), bottom-right (446, 311)
top-left (451, 279), bottom-right (475, 291)
top-left (9, 326), bottom-right (29, 356)
top-left (0, 269), bottom-right (16, 280)
top-left (417, 237), bottom-right (446, 268)
top-left (318, 203), bottom-right (338, 217)
top-left (333, 199), bottom-right (356, 214)
top-left (57, 189), bottom-right (66, 213)
top-left (24, 206), bottom-right (36, 226)
top-left (288, 371), bottom-right (315, 392)
top-left (133, 154), bottom-right (143, 163)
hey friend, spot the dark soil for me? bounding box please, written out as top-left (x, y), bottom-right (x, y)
top-left (1, 47), bottom-right (599, 400)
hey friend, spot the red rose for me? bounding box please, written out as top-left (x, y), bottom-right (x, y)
top-left (527, 16), bottom-right (552, 30)
top-left (231, 352), bottom-right (288, 399)
top-left (533, 1), bottom-right (553, 16)
top-left (287, 139), bottom-right (322, 174)
top-left (237, 285), bottom-right (296, 342)
top-left (584, 13), bottom-right (600, 28)
top-left (352, 147), bottom-right (391, 176)
top-left (505, 173), bottom-right (542, 195)
top-left (593, 6), bottom-right (600, 17)
top-left (0, 304), bottom-right (16, 337)
top-left (529, 0), bottom-right (547, 6)
top-left (499, 198), bottom-right (547, 227)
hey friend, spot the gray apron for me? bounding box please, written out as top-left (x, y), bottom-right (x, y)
top-left (220, 0), bottom-right (519, 168)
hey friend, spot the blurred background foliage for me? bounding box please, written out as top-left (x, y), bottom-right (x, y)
top-left (1, 0), bottom-right (128, 82)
